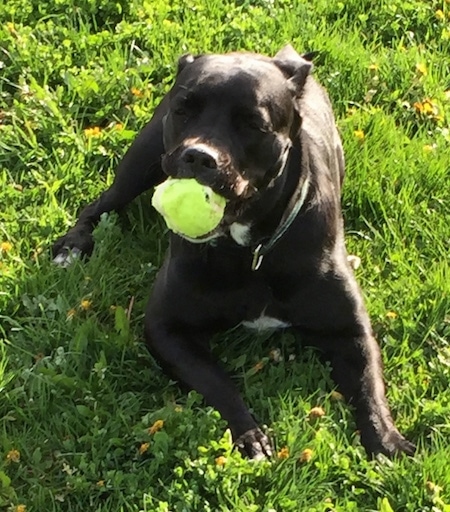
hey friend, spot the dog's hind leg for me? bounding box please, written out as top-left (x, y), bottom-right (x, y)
top-left (52, 97), bottom-right (169, 265)
top-left (295, 267), bottom-right (415, 458)
top-left (310, 329), bottom-right (415, 457)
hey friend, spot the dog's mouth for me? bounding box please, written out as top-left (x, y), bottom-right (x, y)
top-left (159, 139), bottom-right (291, 244)
top-left (161, 141), bottom-right (257, 200)
top-left (160, 143), bottom-right (258, 242)
top-left (158, 189), bottom-right (250, 245)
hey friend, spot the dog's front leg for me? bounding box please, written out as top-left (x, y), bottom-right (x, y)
top-left (306, 330), bottom-right (416, 457)
top-left (144, 319), bottom-right (272, 460)
top-left (53, 96), bottom-right (169, 265)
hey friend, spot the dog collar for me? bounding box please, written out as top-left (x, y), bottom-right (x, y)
top-left (251, 174), bottom-right (310, 271)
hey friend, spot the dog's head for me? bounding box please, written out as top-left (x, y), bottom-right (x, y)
top-left (161, 45), bottom-right (313, 243)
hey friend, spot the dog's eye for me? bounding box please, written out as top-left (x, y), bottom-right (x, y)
top-left (173, 93), bottom-right (201, 119)
top-left (173, 107), bottom-right (187, 117)
top-left (237, 113), bottom-right (266, 132)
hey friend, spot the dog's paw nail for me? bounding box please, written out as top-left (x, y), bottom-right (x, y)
top-left (53, 247), bottom-right (82, 268)
top-left (252, 451), bottom-right (266, 461)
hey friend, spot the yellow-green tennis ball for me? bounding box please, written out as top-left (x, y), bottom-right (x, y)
top-left (152, 179), bottom-right (227, 238)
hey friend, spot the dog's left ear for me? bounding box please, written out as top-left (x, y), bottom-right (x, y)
top-left (273, 45), bottom-right (314, 94)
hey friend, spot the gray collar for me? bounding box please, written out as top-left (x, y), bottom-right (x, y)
top-left (251, 174), bottom-right (310, 271)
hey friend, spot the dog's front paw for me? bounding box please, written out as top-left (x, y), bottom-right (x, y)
top-left (235, 427), bottom-right (273, 460)
top-left (362, 427), bottom-right (416, 458)
top-left (52, 227), bottom-right (94, 267)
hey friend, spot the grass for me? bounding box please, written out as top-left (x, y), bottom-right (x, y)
top-left (1, 0), bottom-right (450, 510)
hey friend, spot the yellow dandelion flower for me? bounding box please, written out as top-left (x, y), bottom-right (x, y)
top-left (96, 480), bottom-right (105, 487)
top-left (277, 447), bottom-right (289, 459)
top-left (84, 126), bottom-right (102, 137)
top-left (308, 406), bottom-right (326, 420)
top-left (138, 442), bottom-right (150, 455)
top-left (253, 361), bottom-right (264, 372)
top-left (386, 311), bottom-right (398, 319)
top-left (6, 22), bottom-right (16, 34)
top-left (299, 448), bottom-right (313, 463)
top-left (66, 308), bottom-right (77, 320)
top-left (1, 241), bottom-right (12, 252)
top-left (414, 99), bottom-right (438, 117)
top-left (426, 481), bottom-right (442, 493)
top-left (148, 419), bottom-right (164, 435)
top-left (413, 101), bottom-right (424, 114)
top-left (422, 100), bottom-right (435, 115)
top-left (16, 505), bottom-right (26, 512)
top-left (131, 87), bottom-right (144, 98)
top-left (436, 9), bottom-right (445, 20)
top-left (215, 455), bottom-right (227, 466)
top-left (354, 129), bottom-right (365, 141)
top-left (423, 144), bottom-right (436, 153)
top-left (368, 63), bottom-right (379, 71)
top-left (330, 390), bottom-right (344, 401)
top-left (114, 123), bottom-right (124, 131)
top-left (416, 62), bottom-right (428, 76)
top-left (80, 299), bottom-right (92, 310)
top-left (6, 449), bottom-right (20, 462)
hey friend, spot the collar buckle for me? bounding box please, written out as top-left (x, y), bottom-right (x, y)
top-left (251, 244), bottom-right (264, 271)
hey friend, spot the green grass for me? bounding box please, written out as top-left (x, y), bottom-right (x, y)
top-left (1, 0), bottom-right (450, 510)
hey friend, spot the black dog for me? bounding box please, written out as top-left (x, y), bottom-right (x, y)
top-left (53, 45), bottom-right (415, 459)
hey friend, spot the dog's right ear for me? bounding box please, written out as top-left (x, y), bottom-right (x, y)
top-left (273, 45), bottom-right (313, 95)
top-left (177, 54), bottom-right (196, 75)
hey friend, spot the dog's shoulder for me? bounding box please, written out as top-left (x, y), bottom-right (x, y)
top-left (299, 77), bottom-right (345, 191)
top-left (300, 77), bottom-right (340, 146)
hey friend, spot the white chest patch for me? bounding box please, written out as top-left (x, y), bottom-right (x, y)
top-left (229, 222), bottom-right (251, 246)
top-left (242, 315), bottom-right (291, 331)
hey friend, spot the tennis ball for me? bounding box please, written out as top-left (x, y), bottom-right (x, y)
top-left (152, 179), bottom-right (227, 239)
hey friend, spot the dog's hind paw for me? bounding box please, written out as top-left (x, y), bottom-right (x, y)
top-left (235, 427), bottom-right (273, 460)
top-left (363, 428), bottom-right (416, 459)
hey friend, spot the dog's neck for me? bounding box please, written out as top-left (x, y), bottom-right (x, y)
top-left (229, 142), bottom-right (309, 253)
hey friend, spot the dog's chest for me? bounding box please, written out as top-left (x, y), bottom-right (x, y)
top-left (240, 280), bottom-right (291, 332)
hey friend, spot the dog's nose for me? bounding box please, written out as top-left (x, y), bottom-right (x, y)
top-left (181, 146), bottom-right (218, 175)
